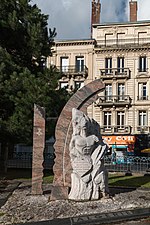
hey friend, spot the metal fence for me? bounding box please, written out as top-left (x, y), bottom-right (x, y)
top-left (7, 152), bottom-right (54, 169)
top-left (104, 155), bottom-right (150, 174)
top-left (6, 153), bottom-right (150, 174)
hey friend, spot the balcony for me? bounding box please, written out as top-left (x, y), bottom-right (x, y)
top-left (100, 68), bottom-right (130, 79)
top-left (137, 96), bottom-right (149, 101)
top-left (136, 68), bottom-right (149, 78)
top-left (57, 65), bottom-right (88, 78)
top-left (137, 126), bottom-right (150, 133)
top-left (96, 37), bottom-right (150, 49)
top-left (95, 95), bottom-right (131, 107)
top-left (138, 68), bottom-right (148, 73)
top-left (100, 126), bottom-right (131, 135)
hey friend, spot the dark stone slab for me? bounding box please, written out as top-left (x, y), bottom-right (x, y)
top-left (50, 186), bottom-right (69, 200)
top-left (15, 208), bottom-right (150, 225)
top-left (70, 208), bottom-right (150, 224)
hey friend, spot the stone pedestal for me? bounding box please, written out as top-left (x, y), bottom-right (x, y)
top-left (50, 186), bottom-right (69, 200)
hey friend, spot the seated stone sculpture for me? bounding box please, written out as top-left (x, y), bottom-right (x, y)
top-left (69, 108), bottom-right (109, 201)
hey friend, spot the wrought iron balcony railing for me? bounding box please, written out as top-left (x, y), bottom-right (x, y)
top-left (137, 126), bottom-right (150, 133)
top-left (100, 68), bottom-right (130, 79)
top-left (57, 65), bottom-right (88, 78)
top-left (137, 96), bottom-right (149, 101)
top-left (96, 37), bottom-right (150, 48)
top-left (137, 68), bottom-right (148, 73)
top-left (100, 125), bottom-right (131, 134)
top-left (95, 95), bottom-right (131, 106)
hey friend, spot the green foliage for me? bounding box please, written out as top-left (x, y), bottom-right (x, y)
top-left (0, 0), bottom-right (69, 146)
top-left (0, 0), bottom-right (52, 71)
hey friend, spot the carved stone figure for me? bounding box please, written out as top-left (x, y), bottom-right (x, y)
top-left (51, 79), bottom-right (105, 200)
top-left (69, 108), bottom-right (109, 201)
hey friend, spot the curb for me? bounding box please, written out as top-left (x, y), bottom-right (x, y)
top-left (16, 207), bottom-right (150, 225)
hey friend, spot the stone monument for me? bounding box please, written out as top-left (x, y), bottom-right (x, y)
top-left (32, 104), bottom-right (45, 195)
top-left (51, 79), bottom-right (105, 200)
top-left (69, 108), bottom-right (109, 200)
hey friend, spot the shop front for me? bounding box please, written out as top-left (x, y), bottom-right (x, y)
top-left (102, 135), bottom-right (136, 163)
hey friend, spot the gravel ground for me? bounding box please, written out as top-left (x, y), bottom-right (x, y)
top-left (0, 182), bottom-right (150, 225)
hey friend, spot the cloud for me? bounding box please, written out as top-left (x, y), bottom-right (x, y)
top-left (31, 0), bottom-right (91, 39)
top-left (138, 0), bottom-right (150, 21)
top-left (101, 0), bottom-right (128, 23)
top-left (62, 0), bottom-right (72, 10)
top-left (31, 0), bottom-right (150, 40)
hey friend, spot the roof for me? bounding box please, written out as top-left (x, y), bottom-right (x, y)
top-left (92, 20), bottom-right (150, 28)
top-left (54, 39), bottom-right (95, 46)
top-left (55, 38), bottom-right (95, 43)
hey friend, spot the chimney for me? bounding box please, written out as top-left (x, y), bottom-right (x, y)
top-left (129, 0), bottom-right (138, 22)
top-left (91, 0), bottom-right (101, 36)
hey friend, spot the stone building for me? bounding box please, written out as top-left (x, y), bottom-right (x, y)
top-left (47, 0), bottom-right (150, 156)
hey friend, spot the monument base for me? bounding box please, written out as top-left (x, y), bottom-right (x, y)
top-left (50, 186), bottom-right (69, 200)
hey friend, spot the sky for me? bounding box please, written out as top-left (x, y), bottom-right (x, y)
top-left (31, 0), bottom-right (150, 40)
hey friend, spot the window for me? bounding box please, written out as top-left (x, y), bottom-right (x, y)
top-left (118, 83), bottom-right (125, 101)
top-left (138, 32), bottom-right (147, 45)
top-left (117, 111), bottom-right (125, 128)
top-left (117, 57), bottom-right (124, 73)
top-left (138, 83), bottom-right (147, 100)
top-left (76, 56), bottom-right (84, 72)
top-left (105, 58), bottom-right (112, 74)
top-left (105, 84), bottom-right (112, 101)
top-left (75, 81), bottom-right (84, 90)
top-left (117, 33), bottom-right (125, 46)
top-left (105, 33), bottom-right (113, 46)
top-left (139, 56), bottom-right (147, 72)
top-left (39, 57), bottom-right (46, 69)
top-left (104, 112), bottom-right (111, 128)
top-left (60, 82), bottom-right (68, 89)
top-left (60, 57), bottom-right (69, 72)
top-left (139, 111), bottom-right (147, 126)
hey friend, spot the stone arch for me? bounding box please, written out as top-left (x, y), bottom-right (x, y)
top-left (51, 79), bottom-right (105, 200)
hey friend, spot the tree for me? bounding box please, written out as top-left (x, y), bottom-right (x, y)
top-left (0, 0), bottom-right (70, 170)
top-left (0, 0), bottom-right (54, 71)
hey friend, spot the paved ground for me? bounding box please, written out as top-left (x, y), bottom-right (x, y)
top-left (0, 181), bottom-right (150, 225)
top-left (0, 180), bottom-right (20, 208)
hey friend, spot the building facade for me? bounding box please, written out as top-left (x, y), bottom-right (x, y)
top-left (92, 20), bottom-right (150, 156)
top-left (47, 39), bottom-right (95, 91)
top-left (47, 0), bottom-right (150, 156)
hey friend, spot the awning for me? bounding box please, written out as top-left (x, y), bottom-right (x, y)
top-left (141, 148), bottom-right (150, 153)
top-left (112, 145), bottom-right (127, 149)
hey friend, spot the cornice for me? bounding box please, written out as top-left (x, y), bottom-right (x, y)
top-left (55, 40), bottom-right (95, 47)
top-left (95, 46), bottom-right (150, 53)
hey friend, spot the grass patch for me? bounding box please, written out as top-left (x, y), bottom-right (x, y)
top-left (0, 170), bottom-right (149, 188)
top-left (43, 175), bottom-right (54, 183)
top-left (108, 173), bottom-right (150, 188)
top-left (0, 169), bottom-right (54, 183)
top-left (43, 170), bottom-right (54, 183)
